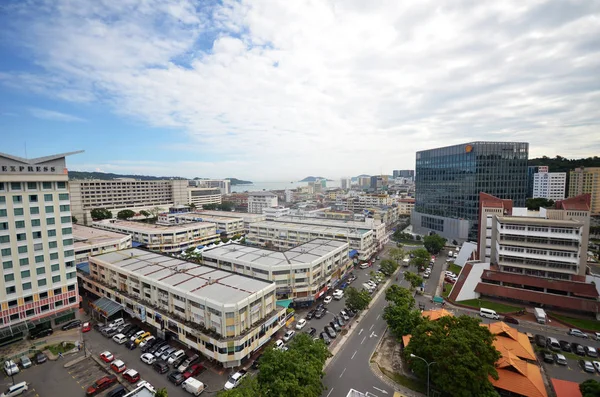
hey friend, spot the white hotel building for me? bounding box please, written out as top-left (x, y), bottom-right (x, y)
top-left (532, 167), bottom-right (566, 201)
top-left (81, 248), bottom-right (286, 367)
top-left (0, 151), bottom-right (82, 340)
top-left (247, 192), bottom-right (278, 214)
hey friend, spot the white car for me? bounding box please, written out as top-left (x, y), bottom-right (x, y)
top-left (130, 330), bottom-right (146, 341)
top-left (593, 361), bottom-right (600, 373)
top-left (167, 349), bottom-right (185, 365)
top-left (224, 370), bottom-right (247, 390)
top-left (296, 319), bottom-right (307, 330)
top-left (112, 333), bottom-right (128, 344)
top-left (3, 360), bottom-right (19, 376)
top-left (282, 330), bottom-right (295, 342)
top-left (140, 353), bottom-right (156, 365)
top-left (136, 380), bottom-right (156, 393)
top-left (323, 296), bottom-right (332, 304)
top-left (139, 336), bottom-right (155, 348)
top-left (423, 272), bottom-right (430, 279)
top-left (274, 339), bottom-right (285, 350)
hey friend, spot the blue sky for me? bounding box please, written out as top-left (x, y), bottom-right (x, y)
top-left (1, 1), bottom-right (600, 180)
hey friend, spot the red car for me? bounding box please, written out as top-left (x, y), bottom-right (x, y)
top-left (99, 351), bottom-right (114, 363)
top-left (122, 369), bottom-right (140, 383)
top-left (183, 363), bottom-right (205, 379)
top-left (86, 375), bottom-right (117, 396)
top-left (444, 277), bottom-right (456, 284)
top-left (82, 322), bottom-right (92, 333)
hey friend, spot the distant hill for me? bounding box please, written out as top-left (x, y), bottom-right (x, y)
top-left (528, 156), bottom-right (600, 172)
top-left (299, 176), bottom-right (332, 182)
top-left (226, 178), bottom-right (253, 185)
top-left (69, 171), bottom-right (186, 181)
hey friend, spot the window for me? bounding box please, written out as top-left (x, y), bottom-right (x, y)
top-left (32, 231), bottom-right (42, 239)
top-left (34, 243), bottom-right (43, 251)
top-left (55, 300), bottom-right (63, 307)
top-left (27, 182), bottom-right (37, 190)
top-left (54, 288), bottom-right (61, 295)
top-left (0, 222), bottom-right (7, 230)
top-left (31, 219), bottom-right (40, 227)
top-left (0, 184), bottom-right (3, 191)
top-left (24, 296), bottom-right (33, 303)
top-left (10, 182), bottom-right (21, 190)
top-left (50, 253), bottom-right (58, 260)
top-left (1, 248), bottom-right (11, 256)
top-left (29, 195), bottom-right (38, 203)
top-left (38, 279), bottom-right (47, 287)
top-left (30, 207), bottom-right (39, 215)
top-left (63, 239), bottom-right (73, 246)
top-left (51, 264), bottom-right (60, 272)
top-left (13, 195), bottom-right (22, 204)
top-left (9, 313), bottom-right (19, 321)
top-left (59, 205), bottom-right (70, 212)
top-left (36, 267), bottom-right (45, 275)
top-left (64, 250), bottom-right (74, 257)
top-left (62, 227), bottom-right (72, 235)
top-left (22, 282), bottom-right (31, 290)
top-left (48, 230), bottom-right (56, 237)
top-left (58, 193), bottom-right (69, 201)
top-left (49, 241), bottom-right (57, 248)
top-left (0, 235), bottom-right (9, 243)
top-left (3, 261), bottom-right (12, 270)
top-left (35, 255), bottom-right (44, 263)
top-left (57, 182), bottom-right (66, 189)
top-left (21, 270), bottom-right (30, 278)
top-left (6, 286), bottom-right (16, 294)
top-left (68, 284), bottom-right (75, 291)
top-left (0, 195), bottom-right (4, 202)
top-left (15, 220), bottom-right (25, 228)
top-left (14, 208), bottom-right (24, 216)
top-left (17, 246), bottom-right (27, 254)
top-left (19, 258), bottom-right (29, 266)
top-left (60, 216), bottom-right (71, 224)
top-left (46, 218), bottom-right (55, 225)
top-left (45, 205), bottom-right (54, 213)
top-left (68, 296), bottom-right (76, 304)
top-left (4, 274), bottom-right (14, 282)
top-left (44, 194), bottom-right (53, 202)
top-left (52, 275), bottom-right (61, 283)
top-left (39, 291), bottom-right (48, 299)
top-left (40, 303), bottom-right (48, 311)
top-left (0, 209), bottom-right (6, 217)
top-left (25, 309), bottom-right (34, 317)
top-left (42, 182), bottom-right (52, 190)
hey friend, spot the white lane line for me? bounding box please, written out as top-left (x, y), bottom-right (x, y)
top-left (351, 350), bottom-right (357, 359)
top-left (373, 386), bottom-right (389, 394)
top-left (326, 388), bottom-right (334, 397)
top-left (361, 336), bottom-right (366, 344)
top-left (369, 324), bottom-right (374, 331)
top-left (358, 328), bottom-right (364, 335)
top-left (339, 368), bottom-right (346, 378)
top-left (376, 314), bottom-right (380, 320)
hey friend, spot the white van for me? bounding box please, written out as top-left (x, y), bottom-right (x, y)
top-left (479, 308), bottom-right (500, 320)
top-left (109, 318), bottom-right (124, 328)
top-left (1, 382), bottom-right (28, 397)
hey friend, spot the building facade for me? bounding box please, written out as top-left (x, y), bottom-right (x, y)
top-left (80, 248), bottom-right (286, 367)
top-left (69, 179), bottom-right (189, 225)
top-left (262, 206), bottom-right (290, 220)
top-left (569, 167), bottom-right (600, 215)
top-left (203, 239), bottom-right (352, 304)
top-left (0, 151), bottom-right (83, 340)
top-left (189, 179), bottom-right (231, 195)
top-left (412, 141), bottom-right (529, 242)
top-left (188, 188), bottom-right (222, 208)
top-left (157, 207), bottom-right (245, 236)
top-left (532, 167), bottom-right (566, 201)
top-left (73, 225), bottom-right (132, 266)
top-left (527, 166), bottom-right (539, 199)
top-left (247, 192), bottom-right (278, 214)
top-left (396, 198), bottom-right (415, 215)
top-left (340, 178), bottom-right (352, 190)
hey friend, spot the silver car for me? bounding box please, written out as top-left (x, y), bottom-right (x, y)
top-left (160, 347), bottom-right (176, 361)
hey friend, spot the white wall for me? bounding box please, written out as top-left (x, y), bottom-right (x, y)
top-left (453, 262), bottom-right (490, 302)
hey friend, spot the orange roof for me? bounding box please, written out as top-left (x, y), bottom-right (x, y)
top-left (551, 379), bottom-right (582, 397)
top-left (402, 334), bottom-right (412, 347)
top-left (421, 308), bottom-right (454, 321)
top-left (482, 322), bottom-right (536, 361)
top-left (491, 349), bottom-right (548, 397)
top-left (555, 194), bottom-right (591, 211)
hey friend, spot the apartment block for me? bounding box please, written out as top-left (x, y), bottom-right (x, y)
top-left (203, 239), bottom-right (352, 304)
top-left (263, 206), bottom-right (290, 220)
top-left (569, 167), bottom-right (600, 215)
top-left (188, 187), bottom-right (222, 208)
top-left (393, 170), bottom-right (415, 179)
top-left (80, 248), bottom-right (286, 367)
top-left (0, 151), bottom-right (82, 340)
top-left (396, 198), bottom-right (415, 215)
top-left (247, 192), bottom-right (278, 214)
top-left (189, 179), bottom-right (231, 195)
top-left (69, 179), bottom-right (189, 225)
top-left (532, 167), bottom-right (566, 201)
top-left (157, 207), bottom-right (245, 235)
top-left (197, 210), bottom-right (266, 233)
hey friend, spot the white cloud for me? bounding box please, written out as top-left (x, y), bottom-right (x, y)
top-left (28, 108), bottom-right (86, 122)
top-left (2, 0), bottom-right (600, 179)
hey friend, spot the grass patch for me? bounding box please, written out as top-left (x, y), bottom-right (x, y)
top-left (533, 346), bottom-right (581, 361)
top-left (442, 284), bottom-right (452, 298)
top-left (552, 314), bottom-right (600, 332)
top-left (447, 263), bottom-right (462, 275)
top-left (370, 352), bottom-right (378, 363)
top-left (456, 299), bottom-right (523, 314)
top-left (46, 342), bottom-right (75, 355)
top-left (378, 365), bottom-right (427, 394)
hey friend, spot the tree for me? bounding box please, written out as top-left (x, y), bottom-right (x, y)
top-left (139, 210), bottom-right (150, 219)
top-left (526, 197), bottom-right (554, 211)
top-left (405, 315), bottom-right (501, 397)
top-left (71, 215), bottom-right (78, 224)
top-left (149, 206), bottom-right (164, 218)
top-left (117, 209), bottom-right (136, 220)
top-left (384, 302), bottom-right (423, 338)
top-left (203, 203), bottom-right (218, 210)
top-left (187, 203), bottom-right (197, 210)
top-left (580, 379), bottom-right (600, 397)
top-left (404, 271), bottom-right (424, 290)
top-left (389, 247), bottom-right (406, 265)
top-left (423, 234), bottom-right (446, 254)
top-left (345, 286), bottom-right (371, 311)
top-left (379, 259), bottom-right (398, 276)
top-left (155, 388), bottom-right (168, 397)
top-left (415, 235), bottom-right (421, 241)
top-left (410, 248), bottom-right (430, 268)
top-left (218, 376), bottom-right (262, 397)
top-left (385, 285), bottom-right (415, 307)
top-left (90, 208), bottom-right (112, 220)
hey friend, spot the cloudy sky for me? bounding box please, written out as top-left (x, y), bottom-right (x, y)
top-left (1, 0), bottom-right (599, 181)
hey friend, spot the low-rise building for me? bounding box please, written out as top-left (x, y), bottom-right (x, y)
top-left (92, 219), bottom-right (219, 253)
top-left (396, 198), bottom-right (415, 215)
top-left (197, 210), bottom-right (266, 233)
top-left (248, 192), bottom-right (278, 214)
top-left (203, 239), bottom-right (352, 304)
top-left (157, 207), bottom-right (245, 236)
top-left (80, 248), bottom-right (286, 368)
top-left (73, 225), bottom-right (132, 266)
top-left (188, 187), bottom-right (222, 208)
top-left (263, 206), bottom-right (290, 220)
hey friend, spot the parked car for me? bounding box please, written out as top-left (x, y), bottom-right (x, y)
top-left (19, 357), bottom-right (31, 369)
top-left (572, 343), bottom-right (586, 356)
top-left (170, 353), bottom-right (188, 369)
top-left (183, 363), bottom-right (205, 379)
top-left (141, 338), bottom-right (159, 352)
top-left (502, 316), bottom-right (519, 325)
top-left (124, 340), bottom-right (137, 350)
top-left (274, 339), bottom-right (285, 350)
top-left (122, 369), bottom-right (140, 383)
top-left (130, 330), bottom-right (146, 342)
top-left (160, 347), bottom-right (177, 361)
top-left (146, 340), bottom-right (166, 354)
top-left (86, 375), bottom-right (117, 396)
top-left (102, 327), bottom-right (119, 338)
top-left (320, 332), bottom-right (331, 345)
top-left (554, 354), bottom-right (567, 366)
top-left (112, 334), bottom-right (128, 345)
top-left (82, 322), bottom-right (92, 333)
top-left (35, 353), bottom-right (47, 364)
top-left (296, 319), bottom-right (307, 330)
top-left (540, 349), bottom-right (554, 364)
top-left (580, 359), bottom-right (596, 373)
top-left (314, 310), bottom-right (325, 319)
top-left (4, 361), bottom-right (19, 376)
top-left (559, 340), bottom-right (572, 352)
top-left (141, 353), bottom-right (156, 365)
top-left (117, 323), bottom-right (131, 333)
top-left (595, 332), bottom-right (600, 341)
top-left (106, 385), bottom-right (127, 397)
top-left (139, 336), bottom-right (155, 349)
top-left (153, 360), bottom-right (169, 374)
top-left (325, 326), bottom-right (337, 339)
top-left (569, 329), bottom-right (589, 338)
top-left (152, 342), bottom-right (169, 357)
top-left (334, 316), bottom-right (345, 327)
top-left (224, 370), bottom-right (247, 390)
top-left (125, 327), bottom-right (141, 338)
top-left (586, 346), bottom-right (599, 358)
top-left (534, 335), bottom-right (546, 348)
top-left (167, 371), bottom-right (185, 385)
top-left (306, 310), bottom-right (315, 320)
top-left (329, 322), bottom-right (341, 333)
top-left (323, 296), bottom-right (332, 304)
top-left (178, 354), bottom-right (200, 373)
top-left (29, 328), bottom-right (53, 340)
top-left (110, 360), bottom-right (127, 373)
top-left (306, 327), bottom-right (317, 337)
top-left (283, 330), bottom-right (295, 342)
top-left (167, 350), bottom-right (186, 365)
top-left (593, 361), bottom-right (600, 373)
top-left (62, 320), bottom-right (82, 331)
top-left (134, 332), bottom-right (151, 345)
top-left (100, 351), bottom-right (114, 363)
top-left (340, 311), bottom-right (350, 322)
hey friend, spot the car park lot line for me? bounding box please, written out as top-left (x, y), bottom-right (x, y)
top-left (326, 388), bottom-right (334, 397)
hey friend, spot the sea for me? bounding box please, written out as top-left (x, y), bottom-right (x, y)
top-left (231, 180), bottom-right (341, 193)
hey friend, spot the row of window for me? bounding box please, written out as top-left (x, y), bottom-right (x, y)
top-left (3, 297), bottom-right (78, 323)
top-left (5, 273), bottom-right (76, 294)
top-left (1, 246), bottom-right (73, 258)
top-left (0, 205), bottom-right (70, 217)
top-left (0, 181), bottom-right (67, 191)
top-left (0, 193), bottom-right (69, 204)
top-left (0, 218), bottom-right (72, 231)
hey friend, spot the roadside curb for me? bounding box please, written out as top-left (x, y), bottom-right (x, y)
top-left (64, 354), bottom-right (88, 368)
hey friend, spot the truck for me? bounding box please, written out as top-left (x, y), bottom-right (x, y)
top-left (402, 258), bottom-right (410, 267)
top-left (534, 308), bottom-right (546, 324)
top-left (182, 378), bottom-right (206, 395)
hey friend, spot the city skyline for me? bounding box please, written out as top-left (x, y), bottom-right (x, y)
top-left (1, 1), bottom-right (600, 180)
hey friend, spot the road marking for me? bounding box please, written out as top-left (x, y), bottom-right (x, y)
top-left (339, 368), bottom-right (346, 378)
top-left (361, 336), bottom-right (366, 344)
top-left (369, 324), bottom-right (374, 331)
top-left (373, 386), bottom-right (388, 394)
top-left (326, 388), bottom-right (334, 397)
top-left (370, 331), bottom-right (378, 338)
top-left (376, 314), bottom-right (380, 320)
top-left (351, 350), bottom-right (357, 359)
top-left (358, 328), bottom-right (364, 335)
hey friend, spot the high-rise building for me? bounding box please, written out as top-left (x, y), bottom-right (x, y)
top-left (526, 166), bottom-right (539, 198)
top-left (569, 167), bottom-right (600, 215)
top-left (247, 192), bottom-right (278, 214)
top-left (532, 167), bottom-right (566, 201)
top-left (393, 170), bottom-right (415, 179)
top-left (340, 178), bottom-right (352, 190)
top-left (0, 151), bottom-right (82, 340)
top-left (412, 141), bottom-right (529, 242)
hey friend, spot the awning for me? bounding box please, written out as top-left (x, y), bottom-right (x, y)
top-left (76, 261), bottom-right (90, 275)
top-left (132, 241), bottom-right (145, 247)
top-left (90, 297), bottom-right (123, 318)
top-left (276, 299), bottom-right (294, 308)
top-left (349, 250), bottom-right (359, 258)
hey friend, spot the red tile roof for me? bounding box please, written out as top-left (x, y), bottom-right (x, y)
top-left (551, 379), bottom-right (582, 397)
top-left (554, 194), bottom-right (591, 211)
top-left (480, 271), bottom-right (598, 298)
top-left (475, 283), bottom-right (600, 312)
top-left (492, 349), bottom-right (548, 397)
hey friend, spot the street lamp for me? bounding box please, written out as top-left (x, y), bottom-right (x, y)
top-left (410, 354), bottom-right (436, 397)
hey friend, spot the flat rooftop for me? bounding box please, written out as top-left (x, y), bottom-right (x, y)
top-left (73, 224), bottom-right (130, 250)
top-left (497, 216), bottom-right (583, 227)
top-left (94, 219), bottom-right (216, 233)
top-left (93, 248), bottom-right (273, 304)
top-left (275, 216), bottom-right (377, 230)
top-left (250, 220), bottom-right (372, 235)
top-left (197, 210), bottom-right (266, 220)
top-left (181, 213), bottom-right (244, 223)
top-left (203, 239), bottom-right (347, 267)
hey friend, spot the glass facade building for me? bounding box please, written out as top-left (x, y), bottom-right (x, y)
top-left (413, 141), bottom-right (529, 241)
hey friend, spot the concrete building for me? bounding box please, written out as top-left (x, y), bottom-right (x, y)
top-left (369, 176), bottom-right (388, 191)
top-left (0, 151), bottom-right (83, 340)
top-left (73, 224), bottom-right (132, 266)
top-left (569, 167), bottom-right (600, 215)
top-left (203, 239), bottom-right (352, 304)
top-left (263, 206), bottom-right (290, 220)
top-left (527, 166), bottom-right (540, 198)
top-left (358, 177), bottom-right (371, 188)
top-left (396, 198), bottom-right (415, 215)
top-left (340, 178), bottom-right (352, 190)
top-left (532, 167), bottom-right (566, 201)
top-left (247, 192), bottom-right (278, 214)
top-left (198, 210), bottom-right (266, 233)
top-left (80, 248), bottom-right (286, 367)
top-left (156, 207), bottom-right (245, 236)
top-left (92, 219), bottom-right (219, 254)
top-left (187, 187), bottom-right (222, 208)
top-left (69, 179), bottom-right (189, 225)
top-left (246, 221), bottom-right (375, 260)
top-left (189, 179), bottom-right (231, 195)
top-left (393, 170), bottom-right (415, 179)
top-left (413, 141), bottom-right (528, 242)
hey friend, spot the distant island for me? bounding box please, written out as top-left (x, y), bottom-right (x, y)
top-left (299, 176), bottom-right (333, 182)
top-left (226, 178), bottom-right (253, 185)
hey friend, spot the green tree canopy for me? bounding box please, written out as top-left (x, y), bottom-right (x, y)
top-left (580, 379), bottom-right (600, 397)
top-left (384, 302), bottom-right (423, 338)
top-left (139, 210), bottom-right (150, 218)
top-left (345, 286), bottom-right (372, 311)
top-left (203, 203), bottom-right (218, 210)
top-left (379, 259), bottom-right (398, 276)
top-left (403, 271), bottom-right (424, 290)
top-left (71, 215), bottom-right (78, 224)
top-left (149, 206), bottom-right (164, 218)
top-left (154, 388), bottom-right (168, 397)
top-left (526, 197), bottom-right (555, 211)
top-left (423, 234), bottom-right (446, 254)
top-left (410, 248), bottom-right (430, 268)
top-left (405, 315), bottom-right (501, 397)
top-left (389, 247), bottom-right (406, 264)
top-left (385, 285), bottom-right (415, 308)
top-left (393, 230), bottom-right (413, 241)
top-left (90, 208), bottom-right (112, 220)
top-left (117, 209), bottom-right (136, 220)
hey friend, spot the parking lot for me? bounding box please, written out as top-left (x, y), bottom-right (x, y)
top-left (66, 357), bottom-right (123, 396)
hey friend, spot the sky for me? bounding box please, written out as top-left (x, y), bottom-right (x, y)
top-left (0, 1), bottom-right (599, 181)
